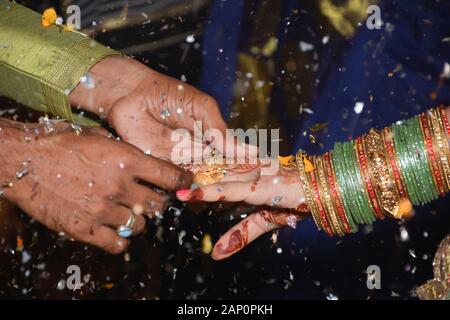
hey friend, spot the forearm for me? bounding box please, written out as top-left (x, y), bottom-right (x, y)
top-left (293, 106), bottom-right (450, 236)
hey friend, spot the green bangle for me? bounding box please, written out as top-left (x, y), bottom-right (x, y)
top-left (341, 141), bottom-right (367, 224)
top-left (343, 141), bottom-right (375, 224)
top-left (408, 117), bottom-right (439, 203)
top-left (333, 143), bottom-right (362, 225)
top-left (392, 122), bottom-right (420, 205)
top-left (400, 119), bottom-right (424, 203)
top-left (330, 149), bottom-right (358, 230)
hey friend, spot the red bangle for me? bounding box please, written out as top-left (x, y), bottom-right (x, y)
top-left (306, 157), bottom-right (334, 236)
top-left (355, 136), bottom-right (384, 219)
top-left (323, 152), bottom-right (352, 233)
top-left (382, 127), bottom-right (408, 198)
top-left (438, 105), bottom-right (450, 135)
top-left (419, 113), bottom-right (446, 196)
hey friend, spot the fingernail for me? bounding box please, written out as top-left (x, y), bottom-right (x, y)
top-left (176, 189), bottom-right (191, 197)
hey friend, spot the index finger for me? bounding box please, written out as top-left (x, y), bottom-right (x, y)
top-left (134, 157), bottom-right (193, 191)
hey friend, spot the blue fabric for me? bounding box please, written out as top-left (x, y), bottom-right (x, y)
top-left (199, 0), bottom-right (244, 119)
top-left (295, 0), bottom-right (450, 154)
top-left (200, 0), bottom-right (450, 249)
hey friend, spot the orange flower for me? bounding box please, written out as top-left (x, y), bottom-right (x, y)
top-left (278, 155), bottom-right (295, 167)
top-left (42, 8), bottom-right (57, 27)
top-left (303, 156), bottom-right (315, 172)
top-left (16, 236), bottom-right (23, 251)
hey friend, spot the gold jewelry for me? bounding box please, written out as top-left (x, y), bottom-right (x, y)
top-left (430, 108), bottom-right (450, 191)
top-left (363, 129), bottom-right (401, 218)
top-left (193, 163), bottom-right (226, 186)
top-left (314, 155), bottom-right (345, 236)
top-left (295, 151), bottom-right (322, 231)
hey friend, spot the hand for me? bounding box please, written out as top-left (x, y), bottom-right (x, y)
top-left (0, 119), bottom-right (191, 254)
top-left (176, 159), bottom-right (310, 260)
top-left (70, 55), bottom-right (253, 162)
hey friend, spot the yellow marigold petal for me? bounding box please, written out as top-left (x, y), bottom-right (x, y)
top-left (397, 198), bottom-right (413, 219)
top-left (278, 155), bottom-right (295, 167)
top-left (202, 234), bottom-right (213, 254)
top-left (303, 156), bottom-right (314, 172)
top-left (42, 8), bottom-right (57, 27)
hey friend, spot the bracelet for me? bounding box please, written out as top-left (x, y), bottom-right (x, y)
top-left (291, 107), bottom-right (449, 236)
top-left (363, 129), bottom-right (400, 218)
top-left (313, 155), bottom-right (345, 236)
top-left (419, 112), bottom-right (446, 196)
top-left (356, 135), bottom-right (384, 219)
top-left (295, 151), bottom-right (323, 232)
top-left (323, 152), bottom-right (354, 232)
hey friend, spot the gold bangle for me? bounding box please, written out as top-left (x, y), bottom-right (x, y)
top-left (295, 151), bottom-right (322, 231)
top-left (430, 108), bottom-right (450, 191)
top-left (355, 135), bottom-right (383, 219)
top-left (382, 127), bottom-right (409, 199)
top-left (420, 112), bottom-right (446, 195)
top-left (313, 155), bottom-right (345, 236)
top-left (363, 129), bottom-right (401, 218)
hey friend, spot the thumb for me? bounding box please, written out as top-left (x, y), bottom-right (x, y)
top-left (211, 209), bottom-right (307, 260)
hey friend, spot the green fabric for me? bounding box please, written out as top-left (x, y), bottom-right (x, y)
top-left (0, 0), bottom-right (120, 125)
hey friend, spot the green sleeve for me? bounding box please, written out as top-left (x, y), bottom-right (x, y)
top-left (0, 0), bottom-right (120, 125)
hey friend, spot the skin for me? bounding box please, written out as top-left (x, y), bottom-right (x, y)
top-left (1, 54), bottom-right (237, 253)
top-left (177, 159), bottom-right (310, 260)
top-left (70, 55), bottom-right (254, 162)
top-left (0, 119), bottom-right (192, 253)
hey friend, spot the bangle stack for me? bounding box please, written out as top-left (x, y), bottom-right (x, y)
top-left (294, 106), bottom-right (450, 236)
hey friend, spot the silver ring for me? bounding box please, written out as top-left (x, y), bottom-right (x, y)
top-left (116, 212), bottom-right (136, 238)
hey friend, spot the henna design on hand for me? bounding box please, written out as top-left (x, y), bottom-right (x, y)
top-left (215, 220), bottom-right (249, 256)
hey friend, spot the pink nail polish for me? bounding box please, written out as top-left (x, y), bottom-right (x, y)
top-left (176, 189), bottom-right (191, 197)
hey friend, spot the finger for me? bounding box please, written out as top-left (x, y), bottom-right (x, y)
top-left (74, 223), bottom-right (130, 255)
top-left (192, 93), bottom-right (227, 134)
top-left (190, 94), bottom-right (259, 163)
top-left (118, 183), bottom-right (167, 214)
top-left (176, 181), bottom-right (269, 205)
top-left (220, 164), bottom-right (261, 182)
top-left (118, 117), bottom-right (190, 161)
top-left (188, 163), bottom-right (261, 183)
top-left (133, 157), bottom-right (193, 191)
top-left (87, 127), bottom-right (112, 137)
top-left (101, 205), bottom-right (146, 236)
top-left (211, 209), bottom-right (291, 261)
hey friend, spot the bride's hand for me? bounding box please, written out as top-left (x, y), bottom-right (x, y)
top-left (176, 159), bottom-right (310, 260)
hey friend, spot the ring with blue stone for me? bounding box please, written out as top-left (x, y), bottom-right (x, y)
top-left (116, 212), bottom-right (136, 238)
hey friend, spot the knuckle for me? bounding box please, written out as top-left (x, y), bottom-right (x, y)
top-left (146, 198), bottom-right (165, 214)
top-left (167, 170), bottom-right (184, 190)
top-left (107, 181), bottom-right (126, 200)
top-left (203, 94), bottom-right (219, 108)
top-left (105, 239), bottom-right (128, 255)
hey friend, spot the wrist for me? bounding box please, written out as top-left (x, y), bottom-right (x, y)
top-left (69, 55), bottom-right (151, 119)
top-left (0, 119), bottom-right (30, 197)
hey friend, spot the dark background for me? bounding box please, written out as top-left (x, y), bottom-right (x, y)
top-left (0, 0), bottom-right (449, 300)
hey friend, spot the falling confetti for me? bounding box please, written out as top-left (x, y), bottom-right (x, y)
top-left (299, 41), bottom-right (314, 52)
top-left (160, 107), bottom-right (171, 120)
top-left (354, 102), bottom-right (364, 114)
top-left (202, 234), bottom-right (213, 254)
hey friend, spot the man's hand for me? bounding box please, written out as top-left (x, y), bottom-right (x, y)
top-left (70, 55), bottom-right (254, 163)
top-left (0, 119), bottom-right (191, 253)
